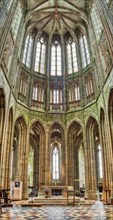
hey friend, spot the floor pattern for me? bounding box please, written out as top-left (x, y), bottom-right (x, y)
top-left (0, 201), bottom-right (113, 219)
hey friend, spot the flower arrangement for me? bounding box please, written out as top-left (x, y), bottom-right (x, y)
top-left (43, 187), bottom-right (50, 198)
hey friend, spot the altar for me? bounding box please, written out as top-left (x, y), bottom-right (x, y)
top-left (42, 186), bottom-right (68, 197)
top-left (42, 186), bottom-right (74, 197)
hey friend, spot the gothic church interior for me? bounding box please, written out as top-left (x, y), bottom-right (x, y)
top-left (0, 0), bottom-right (113, 211)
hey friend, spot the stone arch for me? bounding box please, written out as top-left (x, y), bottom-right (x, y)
top-left (48, 122), bottom-right (65, 186)
top-left (86, 116), bottom-right (100, 199)
top-left (12, 116), bottom-right (27, 199)
top-left (29, 121), bottom-right (46, 190)
top-left (67, 121), bottom-right (83, 187)
top-left (49, 122), bottom-right (65, 142)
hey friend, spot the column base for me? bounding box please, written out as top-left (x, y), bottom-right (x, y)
top-left (102, 190), bottom-right (111, 204)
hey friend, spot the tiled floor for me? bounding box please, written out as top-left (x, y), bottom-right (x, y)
top-left (0, 201), bottom-right (113, 219)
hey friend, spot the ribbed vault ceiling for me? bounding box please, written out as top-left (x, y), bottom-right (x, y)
top-left (26, 0), bottom-right (88, 36)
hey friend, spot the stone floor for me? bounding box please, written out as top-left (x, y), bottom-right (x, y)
top-left (0, 201), bottom-right (113, 219)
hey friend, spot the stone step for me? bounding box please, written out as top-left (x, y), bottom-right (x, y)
top-left (33, 198), bottom-right (80, 205)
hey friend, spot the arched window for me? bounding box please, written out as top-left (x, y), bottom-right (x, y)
top-left (98, 144), bottom-right (103, 178)
top-left (34, 37), bottom-right (46, 74)
top-left (0, 0), bottom-right (13, 28)
top-left (32, 81), bottom-right (44, 109)
top-left (91, 3), bottom-right (103, 41)
top-left (85, 74), bottom-right (94, 97)
top-left (79, 35), bottom-right (90, 68)
top-left (11, 1), bottom-right (22, 40)
top-left (52, 145), bottom-right (60, 181)
top-left (50, 87), bottom-right (63, 111)
top-left (32, 84), bottom-right (38, 101)
top-left (75, 83), bottom-right (80, 101)
top-left (19, 73), bottom-right (28, 97)
top-left (22, 35), bottom-right (33, 68)
top-left (51, 41), bottom-right (62, 76)
top-left (68, 81), bottom-right (80, 109)
top-left (66, 40), bottom-right (78, 74)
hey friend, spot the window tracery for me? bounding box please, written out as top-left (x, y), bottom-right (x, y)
top-left (50, 85), bottom-right (63, 111)
top-left (22, 35), bottom-right (33, 68)
top-left (79, 35), bottom-right (90, 68)
top-left (85, 74), bottom-right (94, 97)
top-left (91, 3), bottom-right (103, 41)
top-left (19, 73), bottom-right (28, 97)
top-left (66, 39), bottom-right (78, 74)
top-left (51, 41), bottom-right (62, 76)
top-left (52, 144), bottom-right (60, 181)
top-left (11, 2), bottom-right (22, 40)
top-left (68, 81), bottom-right (81, 109)
top-left (32, 81), bottom-right (44, 109)
top-left (34, 37), bottom-right (46, 74)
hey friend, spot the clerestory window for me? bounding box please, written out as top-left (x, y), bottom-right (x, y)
top-left (34, 37), bottom-right (46, 74)
top-left (79, 35), bottom-right (90, 68)
top-left (51, 41), bottom-right (62, 76)
top-left (91, 3), bottom-right (103, 41)
top-left (66, 40), bottom-right (78, 74)
top-left (22, 35), bottom-right (33, 68)
top-left (11, 2), bottom-right (22, 40)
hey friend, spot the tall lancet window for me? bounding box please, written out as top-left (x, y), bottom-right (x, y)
top-left (91, 3), bottom-right (103, 41)
top-left (34, 37), bottom-right (46, 74)
top-left (51, 41), bottom-right (62, 76)
top-left (79, 34), bottom-right (90, 68)
top-left (22, 35), bottom-right (33, 68)
top-left (52, 145), bottom-right (60, 181)
top-left (98, 144), bottom-right (103, 178)
top-left (66, 40), bottom-right (78, 74)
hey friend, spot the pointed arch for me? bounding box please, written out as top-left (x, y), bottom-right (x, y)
top-left (12, 116), bottom-right (27, 199)
top-left (47, 122), bottom-right (65, 185)
top-left (86, 116), bottom-right (101, 198)
top-left (67, 120), bottom-right (83, 187)
top-left (29, 121), bottom-right (46, 189)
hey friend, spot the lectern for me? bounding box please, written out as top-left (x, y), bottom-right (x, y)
top-left (12, 181), bottom-right (22, 200)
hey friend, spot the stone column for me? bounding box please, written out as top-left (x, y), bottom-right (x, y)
top-left (74, 147), bottom-right (79, 192)
top-left (44, 125), bottom-right (50, 186)
top-left (21, 129), bottom-right (29, 199)
top-left (46, 35), bottom-right (52, 111)
top-left (3, 109), bottom-right (14, 189)
top-left (67, 133), bottom-right (74, 186)
top-left (38, 129), bottom-right (46, 191)
top-left (85, 122), bottom-right (98, 199)
top-left (100, 93), bottom-right (113, 201)
top-left (61, 34), bottom-right (66, 111)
